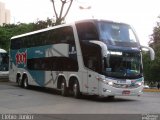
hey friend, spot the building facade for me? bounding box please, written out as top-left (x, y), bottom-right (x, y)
top-left (0, 2), bottom-right (10, 26)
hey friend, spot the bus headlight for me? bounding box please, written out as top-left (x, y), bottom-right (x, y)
top-left (96, 77), bottom-right (114, 86)
top-left (102, 80), bottom-right (108, 84)
top-left (103, 80), bottom-right (113, 86)
top-left (137, 82), bottom-right (142, 86)
top-left (108, 81), bottom-right (113, 86)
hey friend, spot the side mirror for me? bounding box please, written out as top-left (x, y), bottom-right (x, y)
top-left (141, 45), bottom-right (155, 60)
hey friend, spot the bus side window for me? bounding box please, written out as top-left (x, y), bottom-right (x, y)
top-left (13, 38), bottom-right (22, 49)
top-left (82, 44), bottom-right (102, 73)
top-left (76, 22), bottom-right (98, 41)
top-left (88, 57), bottom-right (97, 71)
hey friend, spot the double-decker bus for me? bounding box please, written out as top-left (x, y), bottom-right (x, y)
top-left (9, 19), bottom-right (155, 98)
top-left (0, 48), bottom-right (9, 79)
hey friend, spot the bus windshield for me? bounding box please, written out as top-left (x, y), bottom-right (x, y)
top-left (0, 53), bottom-right (8, 71)
top-left (104, 51), bottom-right (142, 79)
top-left (99, 21), bottom-right (138, 46)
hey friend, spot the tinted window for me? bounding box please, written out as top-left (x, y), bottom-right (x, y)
top-left (103, 51), bottom-right (142, 79)
top-left (27, 57), bottom-right (78, 71)
top-left (76, 22), bottom-right (102, 73)
top-left (76, 22), bottom-right (98, 41)
top-left (0, 53), bottom-right (8, 71)
top-left (11, 26), bottom-right (74, 49)
top-left (99, 21), bottom-right (139, 47)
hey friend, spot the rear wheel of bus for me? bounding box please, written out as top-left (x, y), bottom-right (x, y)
top-left (22, 75), bottom-right (29, 89)
top-left (17, 74), bottom-right (22, 87)
top-left (60, 79), bottom-right (68, 96)
top-left (73, 80), bottom-right (81, 98)
top-left (107, 96), bottom-right (115, 100)
top-left (17, 78), bottom-right (22, 87)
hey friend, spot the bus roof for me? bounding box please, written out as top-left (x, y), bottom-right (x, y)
top-left (0, 48), bottom-right (7, 53)
top-left (11, 19), bottom-right (130, 40)
top-left (74, 19), bottom-right (130, 26)
top-left (10, 23), bottom-right (71, 40)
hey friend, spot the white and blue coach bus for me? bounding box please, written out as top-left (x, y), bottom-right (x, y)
top-left (9, 19), bottom-right (155, 98)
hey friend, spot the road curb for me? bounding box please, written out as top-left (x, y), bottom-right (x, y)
top-left (143, 89), bottom-right (160, 92)
top-left (0, 79), bottom-right (9, 82)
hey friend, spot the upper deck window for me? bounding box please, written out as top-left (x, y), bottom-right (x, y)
top-left (11, 26), bottom-right (74, 50)
top-left (76, 22), bottom-right (98, 41)
top-left (99, 21), bottom-right (138, 46)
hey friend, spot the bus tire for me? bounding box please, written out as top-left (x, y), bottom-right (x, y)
top-left (23, 76), bottom-right (29, 89)
top-left (17, 78), bottom-right (22, 87)
top-left (107, 96), bottom-right (115, 100)
top-left (61, 80), bottom-right (68, 96)
top-left (73, 80), bottom-right (81, 98)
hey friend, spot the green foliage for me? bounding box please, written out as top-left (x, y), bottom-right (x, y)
top-left (143, 47), bottom-right (160, 84)
top-left (0, 18), bottom-right (55, 51)
top-left (0, 24), bottom-right (14, 50)
top-left (150, 16), bottom-right (160, 44)
top-left (143, 52), bottom-right (151, 82)
top-left (143, 16), bottom-right (160, 85)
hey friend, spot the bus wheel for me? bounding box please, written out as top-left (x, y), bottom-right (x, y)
top-left (23, 76), bottom-right (29, 89)
top-left (73, 80), bottom-right (81, 98)
top-left (17, 78), bottom-right (22, 87)
top-left (107, 96), bottom-right (115, 100)
top-left (61, 81), bottom-right (68, 96)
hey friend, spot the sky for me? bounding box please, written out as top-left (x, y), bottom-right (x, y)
top-left (0, 0), bottom-right (160, 46)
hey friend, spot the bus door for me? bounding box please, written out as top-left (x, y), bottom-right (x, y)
top-left (86, 54), bottom-right (101, 94)
top-left (80, 41), bottom-right (102, 94)
top-left (88, 69), bottom-right (99, 94)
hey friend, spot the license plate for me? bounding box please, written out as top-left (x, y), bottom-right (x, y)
top-left (117, 80), bottom-right (126, 84)
top-left (126, 80), bottom-right (131, 84)
top-left (122, 90), bottom-right (130, 95)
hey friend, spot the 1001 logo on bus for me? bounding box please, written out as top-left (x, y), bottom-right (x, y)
top-left (16, 51), bottom-right (27, 65)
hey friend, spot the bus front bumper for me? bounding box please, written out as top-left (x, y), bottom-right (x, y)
top-left (0, 71), bottom-right (9, 80)
top-left (99, 83), bottom-right (143, 97)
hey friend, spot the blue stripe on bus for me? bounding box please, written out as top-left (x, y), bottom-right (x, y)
top-left (28, 70), bottom-right (45, 86)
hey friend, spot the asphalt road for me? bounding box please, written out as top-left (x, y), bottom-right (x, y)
top-left (0, 82), bottom-right (160, 120)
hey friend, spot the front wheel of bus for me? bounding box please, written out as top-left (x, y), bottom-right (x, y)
top-left (73, 81), bottom-right (81, 98)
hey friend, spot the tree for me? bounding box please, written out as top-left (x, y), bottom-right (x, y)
top-left (149, 16), bottom-right (160, 46)
top-left (0, 24), bottom-right (17, 50)
top-left (143, 50), bottom-right (160, 85)
top-left (50, 0), bottom-right (73, 25)
top-left (0, 18), bottom-right (56, 51)
top-left (33, 18), bottom-right (56, 30)
top-left (142, 15), bottom-right (160, 85)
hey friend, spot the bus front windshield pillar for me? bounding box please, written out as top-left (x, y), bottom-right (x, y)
top-left (89, 41), bottom-right (108, 57)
